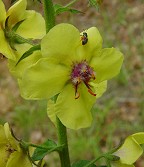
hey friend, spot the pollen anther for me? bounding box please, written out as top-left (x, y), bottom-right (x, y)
top-left (88, 89), bottom-right (96, 96)
top-left (75, 92), bottom-right (80, 99)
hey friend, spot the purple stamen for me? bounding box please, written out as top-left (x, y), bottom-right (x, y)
top-left (70, 60), bottom-right (96, 99)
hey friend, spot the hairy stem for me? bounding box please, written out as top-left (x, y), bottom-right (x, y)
top-left (43, 0), bottom-right (55, 33)
top-left (83, 156), bottom-right (104, 167)
top-left (57, 117), bottom-right (71, 167)
top-left (42, 0), bottom-right (71, 166)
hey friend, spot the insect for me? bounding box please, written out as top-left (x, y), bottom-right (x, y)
top-left (81, 32), bottom-right (88, 45)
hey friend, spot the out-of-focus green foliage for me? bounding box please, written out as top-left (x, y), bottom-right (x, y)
top-left (88, 0), bottom-right (103, 10)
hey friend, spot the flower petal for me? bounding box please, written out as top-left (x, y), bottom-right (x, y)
top-left (112, 161), bottom-right (134, 167)
top-left (76, 27), bottom-right (103, 61)
top-left (41, 23), bottom-right (80, 65)
top-left (0, 144), bottom-right (8, 167)
top-left (114, 136), bottom-right (143, 164)
top-left (0, 0), bottom-right (6, 26)
top-left (90, 48), bottom-right (124, 83)
top-left (90, 81), bottom-right (107, 99)
top-left (132, 132), bottom-right (144, 145)
top-left (20, 58), bottom-right (69, 99)
top-left (86, 27), bottom-right (102, 54)
top-left (48, 83), bottom-right (96, 130)
top-left (0, 125), bottom-right (9, 167)
top-left (0, 125), bottom-right (6, 143)
top-left (47, 99), bottom-right (57, 125)
top-left (7, 0), bottom-right (27, 28)
top-left (6, 150), bottom-right (32, 167)
top-left (16, 11), bottom-right (46, 39)
top-left (4, 123), bottom-right (18, 150)
top-left (8, 44), bottom-right (42, 79)
top-left (0, 29), bottom-right (16, 60)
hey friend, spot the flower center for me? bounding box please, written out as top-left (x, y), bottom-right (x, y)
top-left (70, 60), bottom-right (96, 99)
top-left (5, 143), bottom-right (16, 160)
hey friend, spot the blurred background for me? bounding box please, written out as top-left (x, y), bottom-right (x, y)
top-left (0, 0), bottom-right (144, 166)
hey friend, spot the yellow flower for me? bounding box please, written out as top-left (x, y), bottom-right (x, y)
top-left (0, 123), bottom-right (32, 167)
top-left (20, 23), bottom-right (124, 129)
top-left (0, 0), bottom-right (45, 60)
top-left (112, 133), bottom-right (144, 167)
top-left (8, 44), bottom-right (42, 79)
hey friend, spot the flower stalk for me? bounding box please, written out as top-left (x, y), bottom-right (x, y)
top-left (42, 0), bottom-right (71, 166)
top-left (43, 0), bottom-right (55, 33)
top-left (57, 117), bottom-right (71, 167)
top-left (4, 29), bottom-right (35, 46)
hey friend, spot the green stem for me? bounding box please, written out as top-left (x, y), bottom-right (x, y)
top-left (42, 1), bottom-right (70, 166)
top-left (28, 143), bottom-right (52, 149)
top-left (28, 142), bottom-right (64, 152)
top-left (83, 155), bottom-right (104, 167)
top-left (4, 29), bottom-right (35, 46)
top-left (43, 0), bottom-right (55, 33)
top-left (14, 33), bottom-right (35, 46)
top-left (57, 117), bottom-right (71, 167)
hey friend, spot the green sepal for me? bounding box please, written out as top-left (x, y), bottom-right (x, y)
top-left (32, 139), bottom-right (63, 161)
top-left (13, 35), bottom-right (32, 44)
top-left (51, 94), bottom-right (59, 103)
top-left (105, 154), bottom-right (120, 162)
top-left (5, 16), bottom-right (9, 31)
top-left (72, 160), bottom-right (96, 167)
top-left (16, 44), bottom-right (41, 65)
top-left (12, 19), bottom-right (25, 32)
top-left (4, 17), bottom-right (14, 48)
top-left (9, 39), bottom-right (17, 50)
top-left (4, 17), bottom-right (32, 47)
top-left (20, 141), bottom-right (29, 152)
top-left (54, 4), bottom-right (83, 15)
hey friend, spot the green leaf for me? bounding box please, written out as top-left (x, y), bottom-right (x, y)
top-left (16, 44), bottom-right (41, 65)
top-left (54, 4), bottom-right (63, 11)
top-left (54, 4), bottom-right (83, 15)
top-left (69, 9), bottom-right (83, 14)
top-left (72, 160), bottom-right (96, 167)
top-left (32, 139), bottom-right (57, 161)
